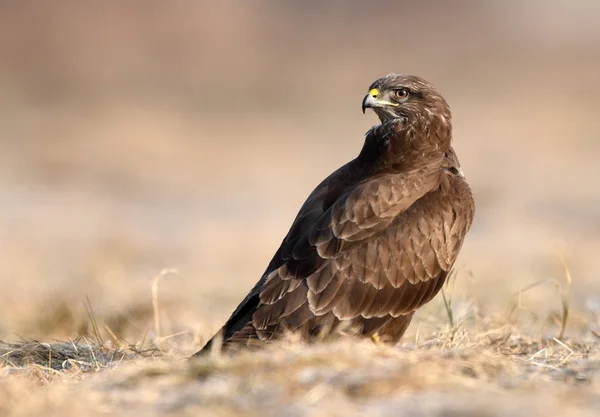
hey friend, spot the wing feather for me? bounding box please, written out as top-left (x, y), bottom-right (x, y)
top-left (309, 275), bottom-right (350, 315)
top-left (253, 284), bottom-right (308, 329)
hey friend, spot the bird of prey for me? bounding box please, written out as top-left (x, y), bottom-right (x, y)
top-left (194, 74), bottom-right (474, 356)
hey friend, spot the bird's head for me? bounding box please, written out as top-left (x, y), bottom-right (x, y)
top-left (362, 74), bottom-right (451, 127)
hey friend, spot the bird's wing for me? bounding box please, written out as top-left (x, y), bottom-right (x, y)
top-left (255, 171), bottom-right (473, 331)
top-left (305, 173), bottom-right (475, 322)
top-left (205, 160), bottom-right (449, 348)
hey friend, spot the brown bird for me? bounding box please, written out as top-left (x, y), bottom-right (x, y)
top-left (194, 74), bottom-right (474, 356)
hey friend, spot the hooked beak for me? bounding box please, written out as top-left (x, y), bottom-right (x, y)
top-left (362, 91), bottom-right (377, 114)
top-left (362, 88), bottom-right (399, 114)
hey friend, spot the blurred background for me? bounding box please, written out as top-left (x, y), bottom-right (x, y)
top-left (0, 0), bottom-right (599, 344)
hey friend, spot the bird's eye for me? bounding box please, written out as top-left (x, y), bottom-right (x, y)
top-left (394, 89), bottom-right (409, 100)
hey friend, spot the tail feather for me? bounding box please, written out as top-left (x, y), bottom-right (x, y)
top-left (191, 293), bottom-right (260, 358)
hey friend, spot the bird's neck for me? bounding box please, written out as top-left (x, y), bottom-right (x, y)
top-left (358, 119), bottom-right (451, 172)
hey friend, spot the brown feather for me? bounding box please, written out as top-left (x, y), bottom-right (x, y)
top-left (259, 271), bottom-right (302, 305)
top-left (253, 284), bottom-right (308, 329)
top-left (361, 284), bottom-right (398, 318)
top-left (357, 315), bottom-right (392, 336)
top-left (307, 272), bottom-right (346, 314)
top-left (376, 313), bottom-right (414, 343)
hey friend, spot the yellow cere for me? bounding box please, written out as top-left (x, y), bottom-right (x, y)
top-left (368, 88), bottom-right (379, 98)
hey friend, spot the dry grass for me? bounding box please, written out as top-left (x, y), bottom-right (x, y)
top-left (1, 298), bottom-right (599, 416)
top-left (0, 338), bottom-right (132, 371)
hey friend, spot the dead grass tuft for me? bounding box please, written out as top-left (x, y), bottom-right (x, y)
top-left (0, 338), bottom-right (157, 373)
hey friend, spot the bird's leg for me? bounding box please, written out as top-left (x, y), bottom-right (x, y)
top-left (370, 333), bottom-right (383, 345)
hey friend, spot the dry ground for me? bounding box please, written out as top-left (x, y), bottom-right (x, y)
top-left (1, 2), bottom-right (600, 416)
top-left (1, 309), bottom-right (600, 416)
top-left (2, 264), bottom-right (600, 416)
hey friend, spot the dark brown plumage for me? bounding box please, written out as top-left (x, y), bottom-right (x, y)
top-left (193, 74), bottom-right (474, 356)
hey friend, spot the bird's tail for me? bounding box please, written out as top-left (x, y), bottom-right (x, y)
top-left (190, 291), bottom-right (263, 358)
top-left (190, 331), bottom-right (223, 358)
